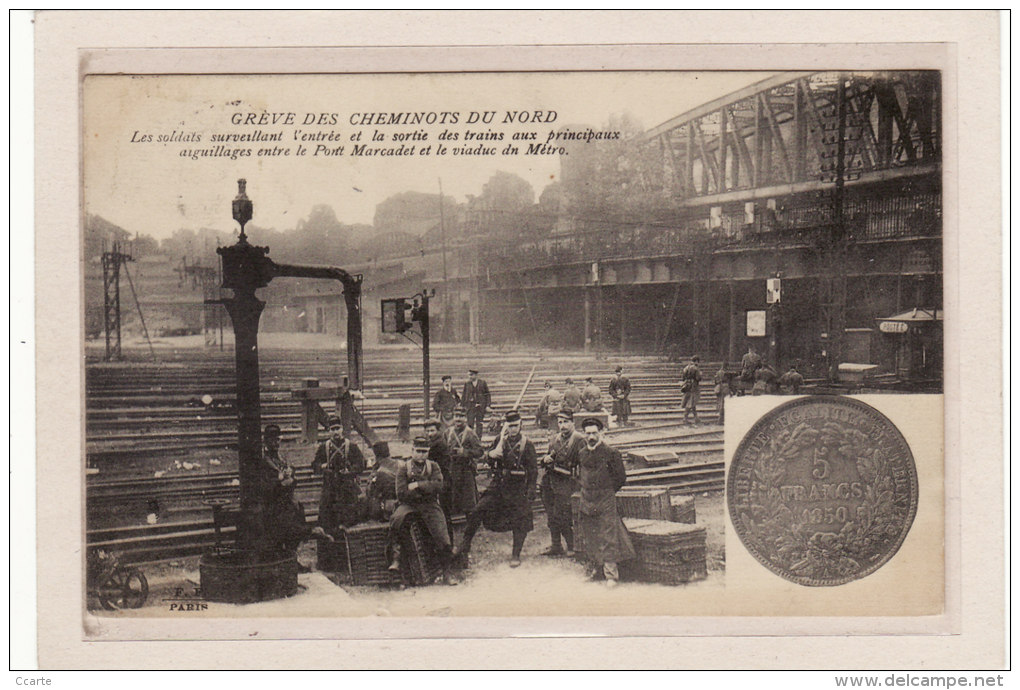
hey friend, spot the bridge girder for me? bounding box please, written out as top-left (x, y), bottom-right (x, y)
top-left (640, 71), bottom-right (941, 201)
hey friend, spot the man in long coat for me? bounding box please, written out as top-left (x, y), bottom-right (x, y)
top-left (444, 404), bottom-right (483, 520)
top-left (562, 377), bottom-right (582, 413)
top-left (535, 380), bottom-right (564, 429)
top-left (432, 375), bottom-right (461, 428)
top-left (453, 409), bottom-right (537, 568)
top-left (311, 416), bottom-right (367, 535)
top-left (577, 417), bottom-right (635, 586)
top-left (424, 417), bottom-right (454, 540)
top-left (461, 368), bottom-right (492, 438)
top-left (261, 423), bottom-right (308, 556)
top-left (607, 366), bottom-right (632, 426)
top-left (681, 355), bottom-right (703, 425)
top-left (387, 436), bottom-right (456, 585)
top-left (539, 408), bottom-right (584, 556)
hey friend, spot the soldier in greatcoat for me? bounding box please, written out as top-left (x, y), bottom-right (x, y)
top-left (607, 366), bottom-right (632, 426)
top-left (367, 441), bottom-right (400, 521)
top-left (681, 355), bottom-right (703, 425)
top-left (739, 345), bottom-right (763, 396)
top-left (577, 417), bottom-right (635, 587)
top-left (424, 417), bottom-right (454, 540)
top-left (539, 408), bottom-right (585, 556)
top-left (453, 409), bottom-right (538, 568)
top-left (432, 375), bottom-right (461, 429)
top-left (779, 364), bottom-right (804, 394)
top-left (712, 363), bottom-right (731, 424)
top-left (444, 404), bottom-right (483, 520)
top-left (261, 423), bottom-right (309, 556)
top-left (311, 416), bottom-right (367, 536)
top-left (387, 436), bottom-right (456, 585)
top-left (535, 380), bottom-right (564, 429)
top-left (461, 368), bottom-right (492, 438)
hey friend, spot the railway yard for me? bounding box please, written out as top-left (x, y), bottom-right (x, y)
top-left (86, 337), bottom-right (727, 612)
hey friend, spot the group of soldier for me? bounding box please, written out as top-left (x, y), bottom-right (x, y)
top-left (530, 366), bottom-right (633, 429)
top-left (258, 372), bottom-right (636, 587)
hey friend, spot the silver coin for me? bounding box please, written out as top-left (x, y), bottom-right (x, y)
top-left (728, 396), bottom-right (918, 586)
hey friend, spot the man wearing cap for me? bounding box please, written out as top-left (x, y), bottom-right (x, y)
top-left (779, 364), bottom-right (804, 394)
top-left (367, 441), bottom-right (400, 521)
top-left (461, 369), bottom-right (491, 438)
top-left (539, 408), bottom-right (585, 556)
top-left (681, 355), bottom-right (702, 425)
top-left (444, 404), bottom-right (482, 521)
top-left (432, 375), bottom-right (461, 429)
top-left (562, 377), bottom-right (582, 414)
top-left (311, 416), bottom-right (367, 535)
top-left (424, 417), bottom-right (454, 539)
top-left (535, 380), bottom-right (563, 429)
top-left (607, 366), bottom-right (632, 426)
top-left (577, 417), bottom-right (635, 586)
top-left (581, 376), bottom-right (603, 412)
top-left (453, 409), bottom-right (538, 568)
top-left (262, 424), bottom-right (308, 555)
top-left (387, 436), bottom-right (456, 585)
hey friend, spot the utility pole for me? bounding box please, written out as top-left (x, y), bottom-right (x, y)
top-left (438, 179), bottom-right (449, 342)
top-left (419, 290), bottom-right (432, 418)
top-left (102, 241), bottom-right (132, 361)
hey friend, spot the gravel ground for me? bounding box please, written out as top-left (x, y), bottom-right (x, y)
top-left (90, 491), bottom-right (725, 618)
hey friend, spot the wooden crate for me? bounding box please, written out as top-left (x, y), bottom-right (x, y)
top-left (615, 488), bottom-right (672, 521)
top-left (402, 518), bottom-right (444, 587)
top-left (621, 518), bottom-right (707, 585)
top-left (668, 492), bottom-right (697, 524)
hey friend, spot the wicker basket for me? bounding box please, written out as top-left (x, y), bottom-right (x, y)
top-left (341, 523), bottom-right (399, 586)
top-left (620, 518), bottom-right (707, 585)
top-left (616, 488), bottom-right (672, 521)
top-left (668, 492), bottom-right (697, 524)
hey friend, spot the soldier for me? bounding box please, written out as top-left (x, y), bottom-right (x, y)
top-left (387, 436), bottom-right (456, 585)
top-left (753, 363), bottom-right (778, 395)
top-left (444, 404), bottom-right (483, 521)
top-left (779, 364), bottom-right (804, 394)
top-left (539, 408), bottom-right (585, 556)
top-left (311, 416), bottom-right (367, 536)
top-left (712, 363), bottom-right (731, 424)
top-left (535, 380), bottom-right (564, 429)
top-left (367, 441), bottom-right (400, 522)
top-left (432, 375), bottom-right (461, 429)
top-left (453, 410), bottom-right (538, 568)
top-left (577, 417), bottom-right (635, 587)
top-left (607, 366), bottom-right (632, 426)
top-left (461, 368), bottom-right (492, 438)
top-left (681, 355), bottom-right (702, 425)
top-left (739, 345), bottom-right (763, 396)
top-left (562, 377), bottom-right (582, 414)
top-left (261, 424), bottom-right (308, 556)
top-left (424, 417), bottom-right (454, 540)
top-left (581, 376), bottom-right (603, 412)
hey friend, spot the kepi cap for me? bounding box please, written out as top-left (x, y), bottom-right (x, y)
top-left (556, 408), bottom-right (574, 420)
top-left (327, 415), bottom-right (342, 428)
top-left (411, 436), bottom-right (430, 451)
top-left (423, 417), bottom-right (442, 429)
top-left (504, 409), bottom-right (522, 423)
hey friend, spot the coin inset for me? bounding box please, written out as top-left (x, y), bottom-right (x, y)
top-left (728, 396), bottom-right (918, 586)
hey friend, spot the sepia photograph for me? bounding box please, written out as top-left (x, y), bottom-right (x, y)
top-left (80, 68), bottom-right (942, 619)
top-left (23, 9), bottom-right (1005, 671)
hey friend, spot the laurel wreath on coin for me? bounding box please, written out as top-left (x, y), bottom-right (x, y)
top-left (740, 421), bottom-right (904, 581)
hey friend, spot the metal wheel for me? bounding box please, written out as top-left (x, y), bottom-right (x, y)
top-left (97, 567), bottom-right (148, 610)
top-left (121, 568), bottom-right (149, 609)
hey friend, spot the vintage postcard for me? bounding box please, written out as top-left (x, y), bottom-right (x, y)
top-left (28, 11), bottom-right (1003, 670)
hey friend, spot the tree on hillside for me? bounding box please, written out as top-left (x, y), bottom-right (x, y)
top-left (373, 191), bottom-right (459, 238)
top-left (479, 171), bottom-right (535, 212)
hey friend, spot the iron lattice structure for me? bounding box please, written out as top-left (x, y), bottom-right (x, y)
top-left (101, 242), bottom-right (132, 361)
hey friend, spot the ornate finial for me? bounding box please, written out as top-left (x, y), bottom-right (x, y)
top-left (232, 178), bottom-right (253, 241)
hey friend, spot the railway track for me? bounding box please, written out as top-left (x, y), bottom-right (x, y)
top-left (85, 344), bottom-right (726, 567)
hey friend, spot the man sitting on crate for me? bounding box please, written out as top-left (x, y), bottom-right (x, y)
top-left (539, 408), bottom-right (585, 557)
top-left (311, 416), bottom-right (367, 537)
top-left (387, 436), bottom-right (457, 585)
top-left (577, 417), bottom-right (635, 587)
